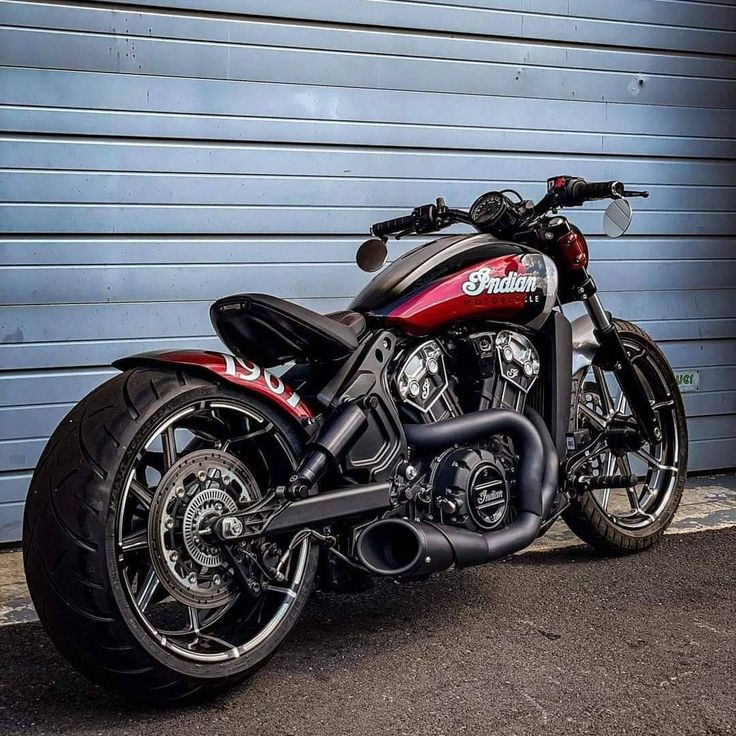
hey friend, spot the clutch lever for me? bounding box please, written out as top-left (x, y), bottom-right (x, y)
top-left (623, 189), bottom-right (649, 198)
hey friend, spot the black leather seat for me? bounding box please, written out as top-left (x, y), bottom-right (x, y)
top-left (327, 310), bottom-right (367, 338)
top-left (211, 294), bottom-right (365, 367)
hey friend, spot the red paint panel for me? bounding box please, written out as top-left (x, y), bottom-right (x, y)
top-left (386, 254), bottom-right (545, 335)
top-left (116, 349), bottom-right (313, 420)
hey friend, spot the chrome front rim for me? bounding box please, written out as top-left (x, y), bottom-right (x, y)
top-left (576, 338), bottom-right (680, 531)
top-left (116, 399), bottom-right (309, 663)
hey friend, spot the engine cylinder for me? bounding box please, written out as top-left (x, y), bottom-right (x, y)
top-left (394, 339), bottom-right (460, 422)
top-left (470, 330), bottom-right (540, 413)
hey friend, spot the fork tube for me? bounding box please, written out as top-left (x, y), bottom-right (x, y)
top-left (576, 271), bottom-right (661, 444)
top-left (585, 292), bottom-right (611, 331)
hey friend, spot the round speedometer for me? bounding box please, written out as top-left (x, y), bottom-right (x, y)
top-left (469, 190), bottom-right (529, 237)
top-left (469, 192), bottom-right (507, 229)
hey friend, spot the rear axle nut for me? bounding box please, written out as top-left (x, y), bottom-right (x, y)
top-left (221, 516), bottom-right (244, 539)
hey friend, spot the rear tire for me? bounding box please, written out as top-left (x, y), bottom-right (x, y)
top-left (23, 367), bottom-right (318, 704)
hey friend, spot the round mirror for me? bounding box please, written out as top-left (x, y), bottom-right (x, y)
top-left (356, 238), bottom-right (388, 272)
top-left (603, 198), bottom-right (633, 238)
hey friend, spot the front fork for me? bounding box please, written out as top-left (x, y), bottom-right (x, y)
top-left (575, 272), bottom-right (662, 445)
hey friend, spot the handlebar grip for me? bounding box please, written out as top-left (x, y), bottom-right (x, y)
top-left (371, 213), bottom-right (415, 237)
top-left (572, 180), bottom-right (624, 201)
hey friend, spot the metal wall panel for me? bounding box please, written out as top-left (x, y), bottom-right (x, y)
top-left (1, 0), bottom-right (735, 541)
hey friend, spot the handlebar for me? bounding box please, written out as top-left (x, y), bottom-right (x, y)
top-left (570, 179), bottom-right (624, 202)
top-left (371, 200), bottom-right (472, 239)
top-left (371, 213), bottom-right (416, 238)
top-left (369, 178), bottom-right (648, 239)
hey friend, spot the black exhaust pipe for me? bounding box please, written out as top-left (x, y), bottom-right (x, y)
top-left (525, 407), bottom-right (560, 520)
top-left (357, 408), bottom-right (558, 577)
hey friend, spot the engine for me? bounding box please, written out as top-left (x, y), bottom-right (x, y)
top-left (393, 340), bottom-right (460, 422)
top-left (468, 329), bottom-right (541, 412)
top-left (394, 331), bottom-right (541, 532)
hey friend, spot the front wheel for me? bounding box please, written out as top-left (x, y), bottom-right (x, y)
top-left (563, 320), bottom-right (688, 554)
top-left (23, 367), bottom-right (318, 704)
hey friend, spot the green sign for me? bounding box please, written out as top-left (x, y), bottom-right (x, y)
top-left (674, 370), bottom-right (700, 392)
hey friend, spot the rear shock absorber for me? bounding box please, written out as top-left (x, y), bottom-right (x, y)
top-left (284, 401), bottom-right (369, 499)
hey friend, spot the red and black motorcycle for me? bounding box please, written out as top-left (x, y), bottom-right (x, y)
top-left (23, 176), bottom-right (687, 703)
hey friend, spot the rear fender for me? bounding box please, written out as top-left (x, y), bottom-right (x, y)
top-left (113, 350), bottom-right (314, 421)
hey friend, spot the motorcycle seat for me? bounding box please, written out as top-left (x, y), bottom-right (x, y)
top-left (211, 294), bottom-right (365, 367)
top-left (327, 310), bottom-right (367, 339)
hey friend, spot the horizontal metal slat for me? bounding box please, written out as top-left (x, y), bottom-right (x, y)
top-left (0, 298), bottom-right (345, 344)
top-left (1, 336), bottom-right (226, 371)
top-left (0, 437), bottom-right (45, 472)
top-left (635, 319), bottom-right (736, 342)
top-left (689, 438), bottom-right (736, 473)
top-left (2, 172), bottom-right (735, 212)
top-left (688, 414), bottom-right (736, 442)
top-left (0, 262), bottom-right (368, 304)
top-left (74, 0), bottom-right (736, 54)
top-left (4, 105), bottom-right (735, 160)
top-left (399, 0), bottom-right (736, 31)
top-left (682, 391), bottom-right (736, 418)
top-left (2, 237), bottom-right (734, 267)
top-left (0, 403), bottom-right (72, 440)
top-left (2, 27), bottom-right (734, 109)
top-left (0, 369), bottom-right (116, 407)
top-left (3, 67), bottom-right (735, 139)
top-left (658, 342), bottom-right (736, 369)
top-left (2, 1), bottom-right (734, 79)
top-left (1, 206), bottom-right (732, 236)
top-left (0, 500), bottom-right (23, 542)
top-left (0, 472), bottom-right (30, 503)
top-left (3, 138), bottom-right (733, 185)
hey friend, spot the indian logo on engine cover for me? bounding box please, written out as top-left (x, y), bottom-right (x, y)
top-left (461, 268), bottom-right (538, 297)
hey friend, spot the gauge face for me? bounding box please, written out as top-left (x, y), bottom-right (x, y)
top-left (470, 192), bottom-right (506, 228)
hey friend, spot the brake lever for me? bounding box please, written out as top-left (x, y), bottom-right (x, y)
top-left (623, 190), bottom-right (649, 198)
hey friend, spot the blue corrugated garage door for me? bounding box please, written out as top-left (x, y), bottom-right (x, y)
top-left (1, 0), bottom-right (735, 542)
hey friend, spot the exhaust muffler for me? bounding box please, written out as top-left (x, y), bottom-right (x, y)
top-left (356, 407), bottom-right (558, 577)
top-left (356, 517), bottom-right (495, 577)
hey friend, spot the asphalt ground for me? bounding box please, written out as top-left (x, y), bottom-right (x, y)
top-left (1, 527), bottom-right (734, 736)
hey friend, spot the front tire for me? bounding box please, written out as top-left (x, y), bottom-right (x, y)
top-left (23, 367), bottom-right (318, 704)
top-left (563, 320), bottom-right (688, 554)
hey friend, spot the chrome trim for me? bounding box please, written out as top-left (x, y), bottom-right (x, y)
top-left (570, 313), bottom-right (600, 375)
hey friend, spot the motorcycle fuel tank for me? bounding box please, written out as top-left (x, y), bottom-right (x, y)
top-left (353, 235), bottom-right (558, 336)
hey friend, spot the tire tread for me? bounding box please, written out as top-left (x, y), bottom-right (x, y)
top-left (23, 366), bottom-right (313, 705)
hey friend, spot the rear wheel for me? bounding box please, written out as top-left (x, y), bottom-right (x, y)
top-left (563, 320), bottom-right (688, 553)
top-left (23, 367), bottom-right (317, 704)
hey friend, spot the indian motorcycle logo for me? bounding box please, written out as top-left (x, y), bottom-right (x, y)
top-left (461, 267), bottom-right (538, 297)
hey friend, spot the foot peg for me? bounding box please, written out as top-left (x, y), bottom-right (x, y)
top-left (577, 473), bottom-right (638, 491)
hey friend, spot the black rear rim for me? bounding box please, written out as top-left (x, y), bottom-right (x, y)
top-left (115, 398), bottom-right (310, 663)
